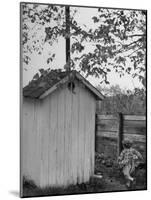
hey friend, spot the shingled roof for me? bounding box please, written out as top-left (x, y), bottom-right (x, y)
top-left (23, 69), bottom-right (104, 100)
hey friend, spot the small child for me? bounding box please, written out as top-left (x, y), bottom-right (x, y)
top-left (118, 139), bottom-right (143, 188)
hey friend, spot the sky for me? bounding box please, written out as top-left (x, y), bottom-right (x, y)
top-left (22, 5), bottom-right (143, 90)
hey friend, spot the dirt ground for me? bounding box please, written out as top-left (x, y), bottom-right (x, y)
top-left (94, 152), bottom-right (147, 192)
top-left (23, 152), bottom-right (146, 197)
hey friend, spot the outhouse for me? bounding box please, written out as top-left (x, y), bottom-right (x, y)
top-left (21, 70), bottom-right (104, 188)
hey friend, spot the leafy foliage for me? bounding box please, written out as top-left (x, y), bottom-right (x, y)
top-left (72, 9), bottom-right (146, 84)
top-left (21, 3), bottom-right (65, 65)
top-left (21, 3), bottom-right (146, 85)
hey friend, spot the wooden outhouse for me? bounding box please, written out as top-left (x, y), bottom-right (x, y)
top-left (21, 70), bottom-right (104, 188)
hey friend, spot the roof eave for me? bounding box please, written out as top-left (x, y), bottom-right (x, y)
top-left (75, 72), bottom-right (104, 100)
top-left (39, 75), bottom-right (69, 99)
top-left (38, 71), bottom-right (104, 100)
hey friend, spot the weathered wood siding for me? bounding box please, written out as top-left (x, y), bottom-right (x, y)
top-left (96, 114), bottom-right (146, 159)
top-left (22, 80), bottom-right (96, 188)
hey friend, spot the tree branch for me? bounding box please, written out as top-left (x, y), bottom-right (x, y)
top-left (127, 34), bottom-right (146, 37)
top-left (124, 38), bottom-right (142, 48)
top-left (125, 46), bottom-right (142, 58)
top-left (112, 38), bottom-right (143, 56)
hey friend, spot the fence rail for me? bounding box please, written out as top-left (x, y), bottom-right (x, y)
top-left (95, 113), bottom-right (146, 159)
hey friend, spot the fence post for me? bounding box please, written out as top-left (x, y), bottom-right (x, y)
top-left (117, 112), bottom-right (123, 157)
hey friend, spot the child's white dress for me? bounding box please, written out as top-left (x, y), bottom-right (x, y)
top-left (118, 147), bottom-right (143, 177)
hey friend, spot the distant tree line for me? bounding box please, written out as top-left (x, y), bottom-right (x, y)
top-left (97, 85), bottom-right (146, 115)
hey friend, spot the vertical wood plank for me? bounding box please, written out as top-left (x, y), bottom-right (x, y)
top-left (90, 97), bottom-right (96, 176)
top-left (63, 86), bottom-right (69, 185)
top-left (63, 86), bottom-right (67, 186)
top-left (92, 99), bottom-right (96, 177)
top-left (117, 113), bottom-right (124, 156)
top-left (33, 100), bottom-right (41, 186)
top-left (63, 85), bottom-right (71, 186)
top-left (57, 87), bottom-right (65, 186)
top-left (77, 84), bottom-right (82, 184)
top-left (83, 89), bottom-right (89, 182)
top-left (71, 80), bottom-right (79, 184)
top-left (78, 83), bottom-right (86, 183)
top-left (22, 99), bottom-right (29, 178)
top-left (40, 98), bottom-right (50, 187)
top-left (48, 95), bottom-right (52, 186)
top-left (84, 91), bottom-right (94, 182)
top-left (55, 92), bottom-right (59, 186)
top-left (76, 81), bottom-right (80, 184)
top-left (48, 94), bottom-right (56, 187)
top-left (23, 99), bottom-right (34, 179)
top-left (66, 85), bottom-right (73, 185)
top-left (49, 91), bottom-right (58, 186)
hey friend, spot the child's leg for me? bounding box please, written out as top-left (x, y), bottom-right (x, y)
top-left (123, 164), bottom-right (134, 182)
top-left (129, 161), bottom-right (135, 175)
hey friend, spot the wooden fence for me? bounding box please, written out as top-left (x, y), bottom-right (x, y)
top-left (95, 113), bottom-right (146, 159)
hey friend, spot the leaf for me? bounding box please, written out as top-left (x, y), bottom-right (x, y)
top-left (47, 57), bottom-right (53, 64)
top-left (33, 73), bottom-right (39, 80)
top-left (39, 68), bottom-right (45, 74)
top-left (92, 16), bottom-right (99, 23)
top-left (106, 68), bottom-right (111, 72)
top-left (105, 80), bottom-right (110, 84)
